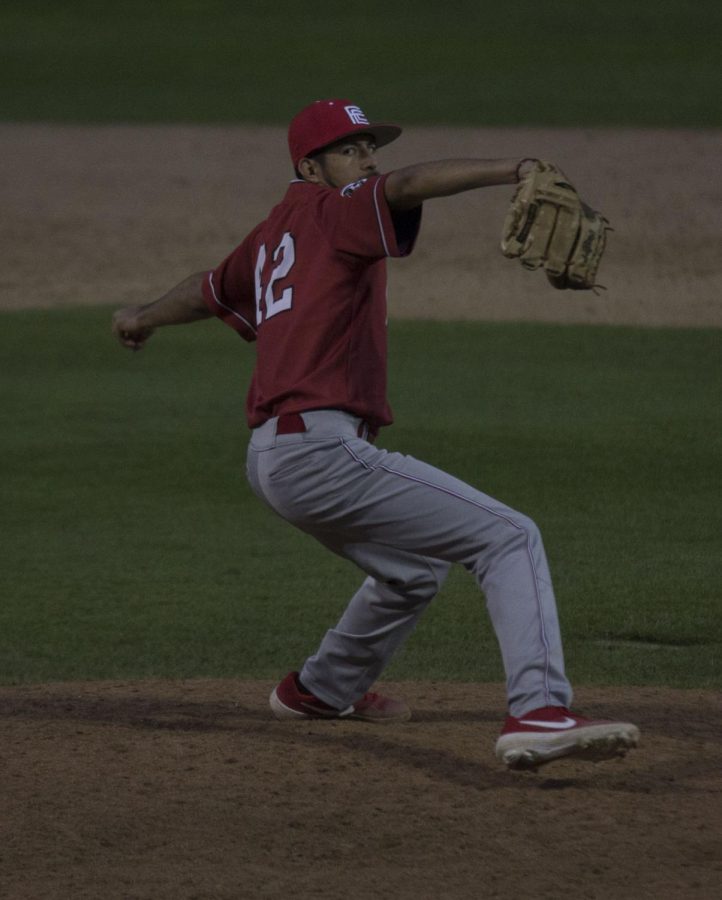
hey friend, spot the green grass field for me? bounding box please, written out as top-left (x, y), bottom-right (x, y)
top-left (2, 309), bottom-right (719, 687)
top-left (1, 1), bottom-right (721, 126)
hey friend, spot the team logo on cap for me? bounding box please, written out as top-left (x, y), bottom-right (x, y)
top-left (344, 105), bottom-right (369, 125)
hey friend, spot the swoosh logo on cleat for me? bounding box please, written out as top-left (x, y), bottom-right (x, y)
top-left (518, 716), bottom-right (578, 730)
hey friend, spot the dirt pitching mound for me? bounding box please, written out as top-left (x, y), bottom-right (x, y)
top-left (1, 679), bottom-right (720, 899)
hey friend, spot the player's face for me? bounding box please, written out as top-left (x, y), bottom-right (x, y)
top-left (309, 135), bottom-right (380, 188)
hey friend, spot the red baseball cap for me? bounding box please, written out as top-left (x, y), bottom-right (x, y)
top-left (288, 99), bottom-right (402, 168)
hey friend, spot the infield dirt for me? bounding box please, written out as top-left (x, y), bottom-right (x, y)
top-left (1, 125), bottom-right (721, 899)
top-left (2, 680), bottom-right (720, 899)
top-left (3, 124), bottom-right (721, 326)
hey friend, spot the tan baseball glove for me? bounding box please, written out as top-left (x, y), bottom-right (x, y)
top-left (500, 160), bottom-right (610, 290)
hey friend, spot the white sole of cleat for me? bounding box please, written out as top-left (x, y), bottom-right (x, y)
top-left (496, 723), bottom-right (640, 771)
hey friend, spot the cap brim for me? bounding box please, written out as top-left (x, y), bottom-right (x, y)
top-left (306, 123), bottom-right (402, 158)
top-left (367, 124), bottom-right (403, 149)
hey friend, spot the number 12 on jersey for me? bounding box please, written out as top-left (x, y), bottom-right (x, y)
top-left (254, 232), bottom-right (296, 325)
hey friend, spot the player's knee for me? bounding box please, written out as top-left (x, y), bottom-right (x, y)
top-left (511, 511), bottom-right (543, 546)
top-left (476, 509), bottom-right (544, 565)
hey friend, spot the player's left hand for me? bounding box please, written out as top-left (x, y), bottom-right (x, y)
top-left (112, 306), bottom-right (155, 351)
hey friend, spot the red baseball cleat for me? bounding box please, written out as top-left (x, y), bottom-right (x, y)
top-left (270, 671), bottom-right (411, 723)
top-left (496, 705), bottom-right (640, 770)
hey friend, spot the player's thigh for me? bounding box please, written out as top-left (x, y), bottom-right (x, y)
top-left (344, 442), bottom-right (536, 562)
top-left (257, 437), bottom-right (539, 565)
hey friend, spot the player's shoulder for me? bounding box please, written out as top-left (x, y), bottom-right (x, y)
top-left (260, 176), bottom-right (386, 242)
top-left (313, 177), bottom-right (387, 222)
top-left (263, 181), bottom-right (320, 219)
top-left (289, 175), bottom-right (383, 202)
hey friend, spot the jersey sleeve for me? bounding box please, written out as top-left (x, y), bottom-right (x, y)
top-left (202, 235), bottom-right (258, 342)
top-left (317, 174), bottom-right (422, 260)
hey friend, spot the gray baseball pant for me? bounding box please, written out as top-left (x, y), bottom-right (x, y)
top-left (246, 410), bottom-right (573, 717)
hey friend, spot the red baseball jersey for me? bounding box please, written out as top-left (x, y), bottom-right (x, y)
top-left (202, 173), bottom-right (421, 430)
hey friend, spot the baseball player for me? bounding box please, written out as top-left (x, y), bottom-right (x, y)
top-left (112, 99), bottom-right (639, 770)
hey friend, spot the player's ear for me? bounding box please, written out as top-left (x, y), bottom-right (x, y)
top-left (298, 156), bottom-right (324, 184)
